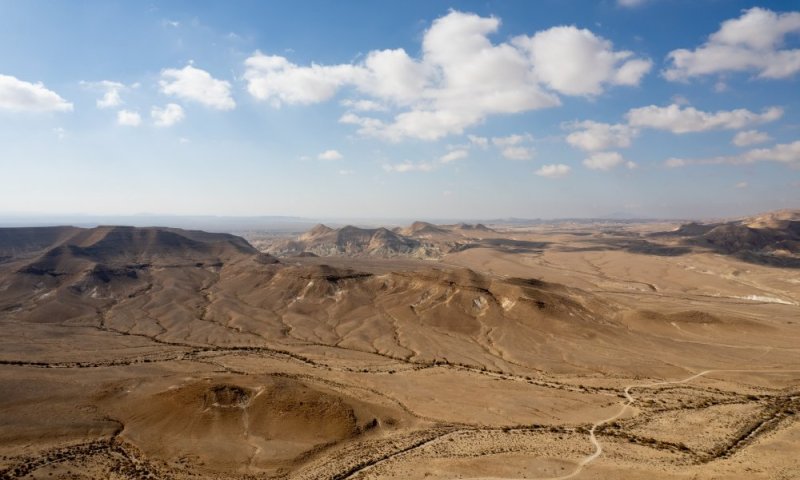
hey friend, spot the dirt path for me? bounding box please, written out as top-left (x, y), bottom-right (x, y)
top-left (544, 368), bottom-right (800, 480)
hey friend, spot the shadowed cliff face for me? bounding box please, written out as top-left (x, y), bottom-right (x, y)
top-left (651, 210), bottom-right (800, 267)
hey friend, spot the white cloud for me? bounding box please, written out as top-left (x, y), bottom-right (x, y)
top-left (467, 135), bottom-right (489, 149)
top-left (160, 64), bottom-right (235, 110)
top-left (732, 129), bottom-right (771, 147)
top-left (359, 48), bottom-right (430, 104)
top-left (735, 181), bottom-right (748, 189)
top-left (151, 103), bottom-right (185, 127)
top-left (383, 162), bottom-right (435, 173)
top-left (440, 149), bottom-right (468, 163)
top-left (490, 134), bottom-right (534, 159)
top-left (374, 109), bottom-right (486, 141)
top-left (116, 110), bottom-right (141, 126)
top-left (318, 149), bottom-right (343, 161)
top-left (491, 134), bottom-right (532, 147)
top-left (671, 94), bottom-right (690, 106)
top-left (737, 141), bottom-right (800, 166)
top-left (340, 98), bottom-right (386, 111)
top-left (664, 141), bottom-right (800, 168)
top-left (501, 146), bottom-right (534, 160)
top-left (626, 160), bottom-right (638, 169)
top-left (338, 112), bottom-right (383, 134)
top-left (664, 7), bottom-right (800, 81)
top-left (664, 158), bottom-right (687, 168)
top-left (0, 74), bottom-right (73, 112)
top-left (53, 127), bottom-right (66, 140)
top-left (245, 53), bottom-right (364, 106)
top-left (583, 151), bottom-right (625, 170)
top-left (618, 0), bottom-right (647, 7)
top-left (535, 164), bottom-right (571, 178)
top-left (245, 11), bottom-right (650, 141)
top-left (565, 120), bottom-right (636, 151)
top-left (99, 89), bottom-right (123, 109)
top-left (338, 169), bottom-right (355, 175)
top-left (513, 26), bottom-right (652, 95)
top-left (79, 80), bottom-right (127, 109)
top-left (626, 104), bottom-right (782, 133)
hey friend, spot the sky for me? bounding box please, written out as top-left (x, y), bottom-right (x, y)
top-left (1, 0), bottom-right (799, 220)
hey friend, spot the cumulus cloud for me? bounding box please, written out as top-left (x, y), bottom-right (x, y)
top-left (488, 134), bottom-right (535, 159)
top-left (565, 120), bottom-right (637, 151)
top-left (664, 158), bottom-right (687, 168)
top-left (117, 110), bottom-right (141, 126)
top-left (501, 146), bottom-right (534, 160)
top-left (583, 151), bottom-right (626, 170)
top-left (383, 162), bottom-right (435, 173)
top-left (81, 80), bottom-right (129, 109)
top-left (244, 11), bottom-right (649, 141)
top-left (535, 164), bottom-right (571, 178)
top-left (160, 64), bottom-right (235, 110)
top-left (244, 53), bottom-right (364, 106)
top-left (340, 99), bottom-right (386, 111)
top-left (151, 103), bottom-right (185, 127)
top-left (99, 88), bottom-right (123, 108)
top-left (626, 103), bottom-right (782, 133)
top-left (513, 26), bottom-right (652, 95)
top-left (0, 74), bottom-right (73, 112)
top-left (732, 129), bottom-right (771, 146)
top-left (317, 149), bottom-right (343, 161)
top-left (440, 149), bottom-right (468, 163)
top-left (664, 141), bottom-right (800, 168)
top-left (491, 134), bottom-right (531, 147)
top-left (732, 141), bottom-right (800, 166)
top-left (467, 135), bottom-right (489, 149)
top-left (664, 7), bottom-right (800, 81)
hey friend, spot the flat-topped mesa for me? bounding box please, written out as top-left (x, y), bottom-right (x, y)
top-left (0, 226), bottom-right (81, 259)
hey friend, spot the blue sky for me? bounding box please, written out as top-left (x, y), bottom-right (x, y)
top-left (1, 0), bottom-right (798, 220)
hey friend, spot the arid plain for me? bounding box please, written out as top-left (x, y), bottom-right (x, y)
top-left (1, 211), bottom-right (798, 479)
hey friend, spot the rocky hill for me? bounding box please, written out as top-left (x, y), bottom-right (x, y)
top-left (265, 222), bottom-right (478, 258)
top-left (654, 210), bottom-right (800, 267)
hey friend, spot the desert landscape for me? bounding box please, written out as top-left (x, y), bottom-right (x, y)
top-left (3, 2), bottom-right (800, 478)
top-left (0, 210), bottom-right (798, 479)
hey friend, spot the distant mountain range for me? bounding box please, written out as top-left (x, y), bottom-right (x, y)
top-left (264, 221), bottom-right (496, 258)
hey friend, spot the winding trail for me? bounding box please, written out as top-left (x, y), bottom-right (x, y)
top-left (546, 368), bottom-right (800, 480)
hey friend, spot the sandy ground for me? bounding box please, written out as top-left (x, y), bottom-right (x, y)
top-left (1, 223), bottom-right (798, 479)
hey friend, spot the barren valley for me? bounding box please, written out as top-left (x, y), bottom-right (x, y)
top-left (1, 212), bottom-right (799, 479)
